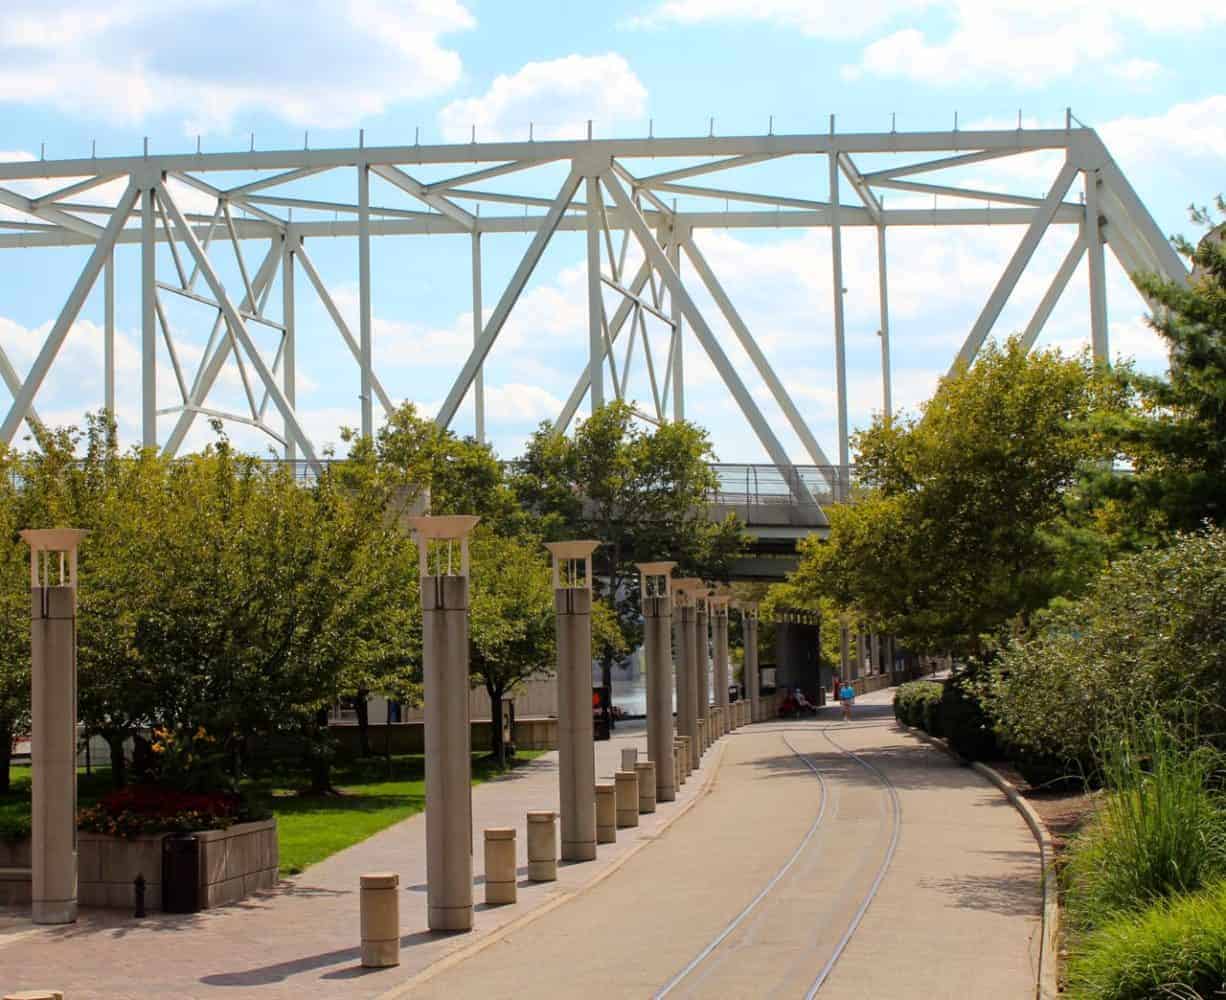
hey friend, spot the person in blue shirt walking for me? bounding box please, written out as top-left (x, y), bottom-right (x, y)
top-left (839, 680), bottom-right (856, 721)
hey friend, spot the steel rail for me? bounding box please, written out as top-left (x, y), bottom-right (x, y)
top-left (653, 730), bottom-right (830, 998)
top-left (805, 726), bottom-right (903, 998)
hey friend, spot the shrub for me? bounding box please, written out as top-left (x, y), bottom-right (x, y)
top-left (984, 528), bottom-right (1226, 766)
top-left (940, 665), bottom-right (1000, 761)
top-left (76, 783), bottom-right (260, 838)
top-left (1066, 879), bottom-right (1226, 1000)
top-left (1064, 723), bottom-right (1226, 933)
top-left (922, 695), bottom-right (944, 738)
top-left (894, 681), bottom-right (942, 730)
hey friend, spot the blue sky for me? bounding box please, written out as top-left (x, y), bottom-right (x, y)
top-left (0, 0), bottom-right (1222, 462)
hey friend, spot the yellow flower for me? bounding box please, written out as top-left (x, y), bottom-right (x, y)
top-left (195, 726), bottom-right (207, 740)
top-left (151, 742), bottom-right (165, 754)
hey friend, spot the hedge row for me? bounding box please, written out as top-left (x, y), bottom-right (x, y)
top-left (893, 669), bottom-right (1001, 762)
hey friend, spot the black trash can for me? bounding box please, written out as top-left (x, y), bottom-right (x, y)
top-left (162, 834), bottom-right (201, 913)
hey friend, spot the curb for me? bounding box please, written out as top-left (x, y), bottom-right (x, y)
top-left (378, 735), bottom-right (731, 999)
top-left (900, 723), bottom-right (1060, 1000)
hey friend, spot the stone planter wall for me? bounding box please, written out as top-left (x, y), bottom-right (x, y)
top-left (79, 818), bottom-right (278, 911)
top-left (0, 819), bottom-right (278, 913)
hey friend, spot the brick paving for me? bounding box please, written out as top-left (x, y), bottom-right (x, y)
top-left (0, 720), bottom-right (723, 1000)
top-left (2, 690), bottom-right (1044, 999)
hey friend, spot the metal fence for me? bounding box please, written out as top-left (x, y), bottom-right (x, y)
top-left (279, 459), bottom-right (854, 508)
top-left (707, 463), bottom-right (854, 509)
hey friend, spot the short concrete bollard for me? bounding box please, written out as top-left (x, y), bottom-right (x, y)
top-left (635, 761), bottom-right (657, 813)
top-left (678, 736), bottom-right (692, 777)
top-left (674, 742), bottom-right (685, 786)
top-left (595, 783), bottom-right (617, 843)
top-left (614, 769), bottom-right (639, 828)
top-left (359, 872), bottom-right (400, 968)
top-left (620, 747), bottom-right (638, 771)
top-left (484, 828), bottom-right (517, 905)
top-left (697, 718), bottom-right (707, 754)
top-left (526, 811), bottom-right (558, 882)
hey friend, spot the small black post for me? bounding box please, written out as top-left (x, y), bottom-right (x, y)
top-left (134, 873), bottom-right (146, 918)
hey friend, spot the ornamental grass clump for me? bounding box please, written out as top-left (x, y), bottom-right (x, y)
top-left (1065, 879), bottom-right (1226, 1000)
top-left (1064, 720), bottom-right (1226, 933)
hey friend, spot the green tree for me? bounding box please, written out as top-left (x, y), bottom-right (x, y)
top-left (792, 339), bottom-right (1122, 655)
top-left (0, 446), bottom-right (29, 794)
top-left (513, 402), bottom-right (742, 693)
top-left (1091, 200), bottom-right (1226, 532)
top-left (468, 529), bottom-right (555, 768)
top-left (983, 526), bottom-right (1226, 769)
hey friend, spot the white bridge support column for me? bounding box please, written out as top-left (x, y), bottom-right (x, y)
top-left (408, 515), bottom-right (479, 933)
top-left (877, 225), bottom-right (892, 420)
top-left (1085, 168), bottom-right (1109, 363)
top-left (830, 153), bottom-right (849, 500)
top-left (141, 185), bottom-right (157, 448)
top-left (638, 562), bottom-right (677, 803)
top-left (24, 529), bottom-right (86, 925)
top-left (548, 541), bottom-right (600, 862)
top-left (668, 239), bottom-right (684, 421)
top-left (471, 232), bottom-right (485, 442)
top-left (104, 255), bottom-right (115, 418)
top-left (282, 233), bottom-right (297, 462)
top-left (357, 161), bottom-right (373, 439)
top-left (585, 175), bottom-right (605, 412)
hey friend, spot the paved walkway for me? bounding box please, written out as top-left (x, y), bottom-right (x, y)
top-left (0, 722), bottom-right (720, 999)
top-left (1, 689), bottom-right (1043, 999)
top-left (400, 690), bottom-right (1042, 999)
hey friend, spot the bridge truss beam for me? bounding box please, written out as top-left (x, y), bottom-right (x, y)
top-left (0, 125), bottom-right (1186, 502)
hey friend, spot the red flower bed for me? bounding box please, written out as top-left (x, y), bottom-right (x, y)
top-left (78, 784), bottom-right (243, 839)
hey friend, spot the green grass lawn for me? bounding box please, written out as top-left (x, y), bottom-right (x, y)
top-left (4, 751), bottom-right (544, 876)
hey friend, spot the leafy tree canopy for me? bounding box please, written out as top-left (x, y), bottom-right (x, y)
top-left (791, 339), bottom-right (1124, 655)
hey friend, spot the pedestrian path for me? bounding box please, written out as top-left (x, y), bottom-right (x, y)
top-left (399, 688), bottom-right (1042, 999)
top-left (0, 722), bottom-right (722, 999)
top-left (1, 689), bottom-right (1044, 999)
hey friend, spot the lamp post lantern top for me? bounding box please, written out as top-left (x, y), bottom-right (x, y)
top-left (21, 528), bottom-right (86, 589)
top-left (545, 539), bottom-right (600, 590)
top-left (672, 578), bottom-right (710, 611)
top-left (403, 515), bottom-right (479, 578)
top-left (636, 561), bottom-right (676, 600)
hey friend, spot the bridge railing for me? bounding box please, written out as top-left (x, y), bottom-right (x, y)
top-left (707, 463), bottom-right (854, 510)
top-left (256, 460), bottom-right (858, 516)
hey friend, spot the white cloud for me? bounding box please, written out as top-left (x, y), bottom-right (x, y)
top-left (1099, 95), bottom-right (1226, 169)
top-left (852, 9), bottom-right (1118, 87)
top-left (0, 0), bottom-right (473, 133)
top-left (484, 383), bottom-right (564, 422)
top-left (438, 54), bottom-right (648, 143)
top-left (1108, 58), bottom-right (1163, 85)
top-left (628, 0), bottom-right (928, 38)
top-left (633, 0), bottom-right (1226, 87)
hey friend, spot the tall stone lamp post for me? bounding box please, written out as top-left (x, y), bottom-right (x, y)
top-left (738, 601), bottom-right (760, 723)
top-left (637, 561), bottom-right (677, 803)
top-left (547, 541), bottom-right (601, 862)
top-left (694, 586), bottom-right (711, 750)
top-left (406, 514), bottom-right (480, 933)
top-left (671, 579), bottom-right (704, 766)
top-left (711, 591), bottom-right (731, 735)
top-left (23, 528), bottom-right (87, 925)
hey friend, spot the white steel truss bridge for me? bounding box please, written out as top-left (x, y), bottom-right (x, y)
top-left (0, 120), bottom-right (1186, 516)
